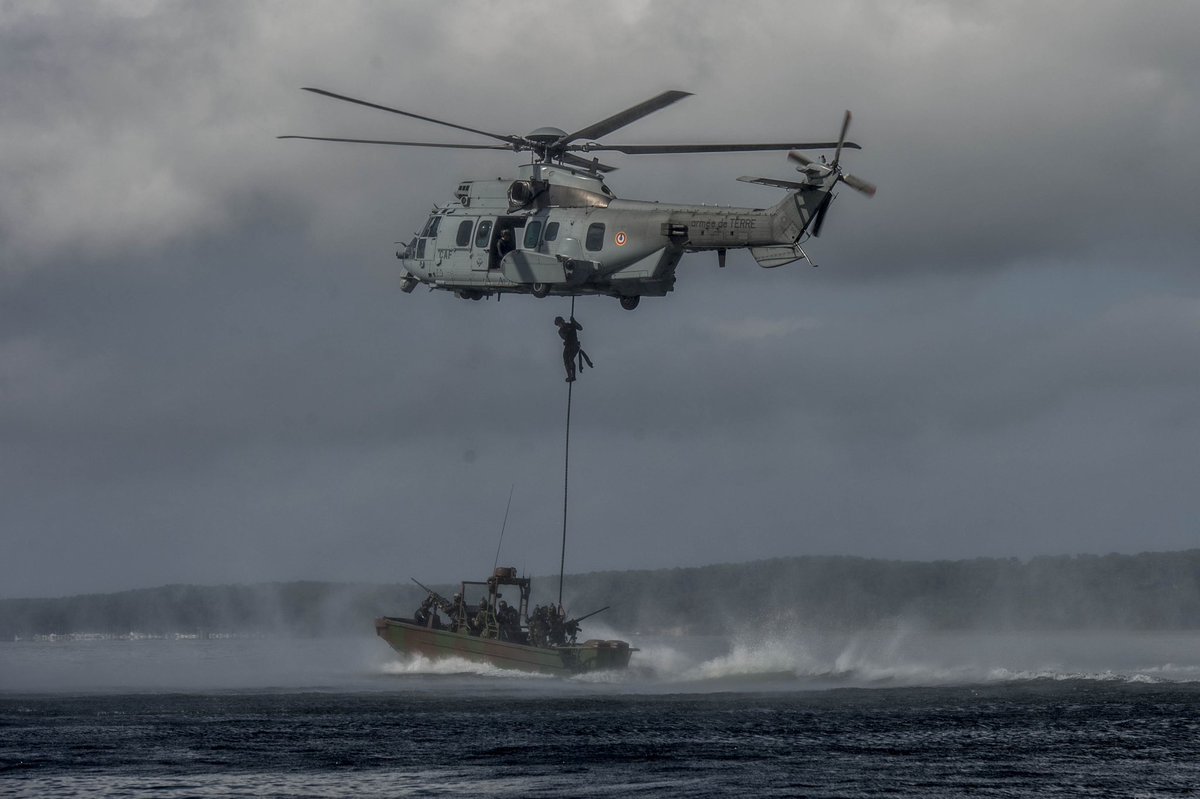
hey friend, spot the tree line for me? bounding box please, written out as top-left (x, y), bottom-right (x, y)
top-left (561, 550), bottom-right (1200, 633)
top-left (3, 550), bottom-right (1199, 638)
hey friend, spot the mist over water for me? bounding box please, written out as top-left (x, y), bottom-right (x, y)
top-left (5, 627), bottom-right (1200, 695)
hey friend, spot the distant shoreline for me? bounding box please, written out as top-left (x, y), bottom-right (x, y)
top-left (4, 550), bottom-right (1199, 638)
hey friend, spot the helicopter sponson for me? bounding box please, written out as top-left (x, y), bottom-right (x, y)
top-left (282, 89), bottom-right (875, 311)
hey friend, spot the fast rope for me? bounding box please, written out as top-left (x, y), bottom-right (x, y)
top-left (558, 294), bottom-right (575, 608)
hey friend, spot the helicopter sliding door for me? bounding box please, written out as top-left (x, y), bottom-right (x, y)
top-left (500, 212), bottom-right (568, 288)
top-left (471, 218), bottom-right (493, 272)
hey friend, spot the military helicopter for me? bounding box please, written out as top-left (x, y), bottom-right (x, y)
top-left (282, 88), bottom-right (875, 310)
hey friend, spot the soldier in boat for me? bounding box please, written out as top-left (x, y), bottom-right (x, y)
top-left (473, 597), bottom-right (494, 637)
top-left (413, 596), bottom-right (434, 628)
top-left (497, 600), bottom-right (523, 642)
top-left (527, 605), bottom-right (546, 647)
top-left (545, 606), bottom-right (565, 647)
top-left (444, 593), bottom-right (467, 633)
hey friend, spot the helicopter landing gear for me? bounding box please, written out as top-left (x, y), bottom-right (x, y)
top-left (619, 295), bottom-right (640, 311)
top-left (531, 283), bottom-right (550, 298)
top-left (457, 289), bottom-right (485, 301)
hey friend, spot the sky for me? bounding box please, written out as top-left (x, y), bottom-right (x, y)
top-left (2, 1), bottom-right (1198, 598)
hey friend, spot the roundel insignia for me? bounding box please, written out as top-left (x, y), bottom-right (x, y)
top-left (614, 231), bottom-right (628, 246)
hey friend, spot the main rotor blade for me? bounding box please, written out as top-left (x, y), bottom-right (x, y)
top-left (554, 90), bottom-right (692, 148)
top-left (301, 87), bottom-right (522, 147)
top-left (278, 135), bottom-right (512, 150)
top-left (583, 141), bottom-right (861, 155)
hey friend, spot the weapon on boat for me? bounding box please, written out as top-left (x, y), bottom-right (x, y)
top-left (567, 605), bottom-right (609, 626)
top-left (411, 577), bottom-right (454, 613)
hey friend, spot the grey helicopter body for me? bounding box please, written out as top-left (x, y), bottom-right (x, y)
top-left (283, 89), bottom-right (875, 310)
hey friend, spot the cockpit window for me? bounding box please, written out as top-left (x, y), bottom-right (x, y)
top-left (456, 220), bottom-right (473, 247)
top-left (425, 215), bottom-right (441, 239)
top-left (523, 220), bottom-right (543, 249)
top-left (474, 220), bottom-right (493, 249)
top-left (585, 222), bottom-right (605, 252)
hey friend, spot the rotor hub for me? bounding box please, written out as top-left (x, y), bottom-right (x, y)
top-left (525, 126), bottom-right (568, 145)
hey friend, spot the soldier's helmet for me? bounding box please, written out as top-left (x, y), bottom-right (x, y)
top-left (499, 600), bottom-right (508, 608)
top-left (554, 316), bottom-right (564, 325)
top-left (453, 593), bottom-right (461, 600)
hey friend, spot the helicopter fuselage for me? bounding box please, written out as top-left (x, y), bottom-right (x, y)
top-left (397, 162), bottom-right (831, 309)
top-left (283, 88), bottom-right (873, 309)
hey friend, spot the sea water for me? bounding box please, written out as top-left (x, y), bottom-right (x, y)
top-left (3, 630), bottom-right (1199, 797)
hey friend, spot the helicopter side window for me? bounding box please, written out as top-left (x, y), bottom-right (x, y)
top-left (543, 222), bottom-right (559, 242)
top-left (585, 223), bottom-right (605, 252)
top-left (523, 220), bottom-right (543, 249)
top-left (474, 220), bottom-right (493, 249)
top-left (455, 220), bottom-right (474, 247)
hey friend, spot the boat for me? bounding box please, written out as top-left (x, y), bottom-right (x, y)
top-left (375, 566), bottom-right (635, 675)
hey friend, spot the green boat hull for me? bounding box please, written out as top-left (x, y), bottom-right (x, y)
top-left (375, 616), bottom-right (633, 675)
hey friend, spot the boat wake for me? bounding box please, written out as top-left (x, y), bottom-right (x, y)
top-left (624, 628), bottom-right (1200, 689)
top-left (378, 653), bottom-right (554, 680)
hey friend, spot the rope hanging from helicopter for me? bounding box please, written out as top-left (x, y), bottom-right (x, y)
top-left (558, 295), bottom-right (575, 608)
top-left (554, 296), bottom-right (594, 606)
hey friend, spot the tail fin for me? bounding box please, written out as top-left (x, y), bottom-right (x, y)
top-left (769, 178), bottom-right (838, 242)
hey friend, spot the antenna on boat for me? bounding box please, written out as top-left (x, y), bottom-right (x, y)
top-left (492, 484), bottom-right (515, 573)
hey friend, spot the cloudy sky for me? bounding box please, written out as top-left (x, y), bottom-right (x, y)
top-left (2, 1), bottom-right (1198, 598)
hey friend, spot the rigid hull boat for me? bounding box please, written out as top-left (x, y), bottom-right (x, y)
top-left (376, 566), bottom-right (633, 675)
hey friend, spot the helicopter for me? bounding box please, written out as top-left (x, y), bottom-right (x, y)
top-left (281, 88), bottom-right (875, 310)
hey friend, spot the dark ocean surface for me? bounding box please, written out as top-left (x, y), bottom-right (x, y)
top-left (3, 632), bottom-right (1199, 797)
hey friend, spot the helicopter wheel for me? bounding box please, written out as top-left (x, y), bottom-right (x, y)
top-left (531, 283), bottom-right (550, 298)
top-left (619, 295), bottom-right (640, 311)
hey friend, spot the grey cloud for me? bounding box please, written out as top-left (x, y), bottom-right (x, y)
top-left (2, 1), bottom-right (1199, 598)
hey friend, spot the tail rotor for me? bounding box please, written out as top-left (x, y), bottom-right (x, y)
top-left (787, 111), bottom-right (876, 236)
